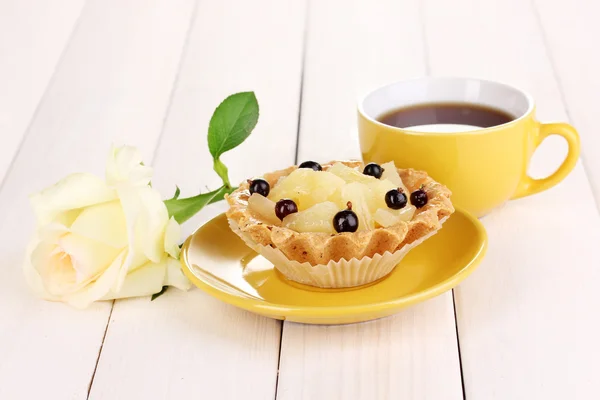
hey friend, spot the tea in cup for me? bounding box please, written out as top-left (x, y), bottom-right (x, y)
top-left (358, 77), bottom-right (580, 217)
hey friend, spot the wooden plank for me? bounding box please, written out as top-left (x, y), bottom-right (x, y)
top-left (0, 1), bottom-right (196, 399)
top-left (276, 1), bottom-right (464, 399)
top-left (532, 0), bottom-right (600, 205)
top-left (88, 1), bottom-right (307, 399)
top-left (278, 296), bottom-right (462, 400)
top-left (423, 0), bottom-right (600, 398)
top-left (0, 0), bottom-right (85, 180)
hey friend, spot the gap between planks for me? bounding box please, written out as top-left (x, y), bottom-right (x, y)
top-left (0, 0), bottom-right (88, 193)
top-left (87, 302), bottom-right (115, 398)
top-left (274, 0), bottom-right (311, 398)
top-left (84, 1), bottom-right (202, 397)
top-left (276, 1), bottom-right (464, 398)
top-left (419, 0), bottom-right (466, 396)
top-left (528, 0), bottom-right (600, 213)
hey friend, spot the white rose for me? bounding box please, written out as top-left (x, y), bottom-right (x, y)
top-left (23, 145), bottom-right (191, 309)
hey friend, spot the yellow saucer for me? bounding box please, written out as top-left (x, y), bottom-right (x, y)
top-left (181, 210), bottom-right (487, 325)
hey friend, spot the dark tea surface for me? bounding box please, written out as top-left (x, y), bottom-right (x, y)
top-left (378, 102), bottom-right (515, 129)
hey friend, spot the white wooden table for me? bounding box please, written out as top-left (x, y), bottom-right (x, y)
top-left (1, 0), bottom-right (599, 399)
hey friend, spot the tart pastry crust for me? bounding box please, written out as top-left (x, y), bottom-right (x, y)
top-left (225, 160), bottom-right (454, 265)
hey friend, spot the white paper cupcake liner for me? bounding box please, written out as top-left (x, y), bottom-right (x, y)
top-left (228, 218), bottom-right (447, 288)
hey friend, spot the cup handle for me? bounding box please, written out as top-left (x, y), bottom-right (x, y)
top-left (511, 122), bottom-right (581, 199)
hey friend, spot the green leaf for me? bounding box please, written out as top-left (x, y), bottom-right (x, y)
top-left (164, 185), bottom-right (234, 224)
top-left (170, 185), bottom-right (181, 200)
top-left (151, 286), bottom-right (168, 301)
top-left (213, 159), bottom-right (230, 187)
top-left (207, 92), bottom-right (259, 160)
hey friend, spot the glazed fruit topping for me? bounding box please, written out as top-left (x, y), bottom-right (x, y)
top-left (248, 194), bottom-right (280, 225)
top-left (385, 188), bottom-right (407, 210)
top-left (248, 178), bottom-right (270, 197)
top-left (275, 199), bottom-right (298, 220)
top-left (283, 201), bottom-right (338, 234)
top-left (298, 160), bottom-right (323, 171)
top-left (380, 161), bottom-right (409, 193)
top-left (373, 206), bottom-right (415, 227)
top-left (340, 182), bottom-right (374, 231)
top-left (410, 186), bottom-right (428, 208)
top-left (248, 161), bottom-right (422, 232)
top-left (268, 168), bottom-right (345, 210)
top-left (333, 202), bottom-right (359, 233)
top-left (362, 162), bottom-right (384, 179)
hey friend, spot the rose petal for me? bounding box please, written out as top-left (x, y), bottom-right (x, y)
top-left (101, 257), bottom-right (191, 301)
top-left (63, 250), bottom-right (126, 309)
top-left (59, 233), bottom-right (121, 283)
top-left (37, 222), bottom-right (69, 241)
top-left (114, 184), bottom-right (170, 291)
top-left (30, 241), bottom-right (78, 297)
top-left (100, 260), bottom-right (166, 300)
top-left (54, 209), bottom-right (82, 228)
top-left (29, 173), bottom-right (116, 225)
top-left (113, 185), bottom-right (140, 290)
top-left (70, 200), bottom-right (128, 248)
top-left (105, 145), bottom-right (153, 187)
top-left (164, 217), bottom-right (181, 259)
top-left (165, 257), bottom-right (192, 291)
top-left (23, 236), bottom-right (56, 300)
top-left (27, 224), bottom-right (92, 298)
top-left (135, 186), bottom-right (169, 263)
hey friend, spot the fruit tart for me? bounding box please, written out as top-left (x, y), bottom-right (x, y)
top-left (225, 160), bottom-right (454, 288)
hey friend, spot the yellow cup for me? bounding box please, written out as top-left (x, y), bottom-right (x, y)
top-left (358, 77), bottom-right (580, 217)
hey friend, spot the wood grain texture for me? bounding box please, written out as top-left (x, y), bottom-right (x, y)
top-left (297, 0), bottom-right (428, 162)
top-left (0, 1), bottom-right (197, 399)
top-left (424, 0), bottom-right (600, 398)
top-left (277, 1), bottom-right (463, 399)
top-left (277, 296), bottom-right (462, 400)
top-left (3, 0), bottom-right (599, 398)
top-left (89, 1), bottom-right (307, 399)
top-left (532, 0), bottom-right (600, 206)
top-left (0, 0), bottom-right (85, 180)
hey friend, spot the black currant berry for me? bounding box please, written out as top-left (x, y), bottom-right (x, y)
top-left (385, 188), bottom-right (407, 210)
top-left (410, 186), bottom-right (428, 208)
top-left (363, 163), bottom-right (383, 179)
top-left (333, 202), bottom-right (359, 233)
top-left (298, 161), bottom-right (322, 171)
top-left (275, 199), bottom-right (298, 220)
top-left (363, 162), bottom-right (384, 179)
top-left (248, 178), bottom-right (270, 197)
